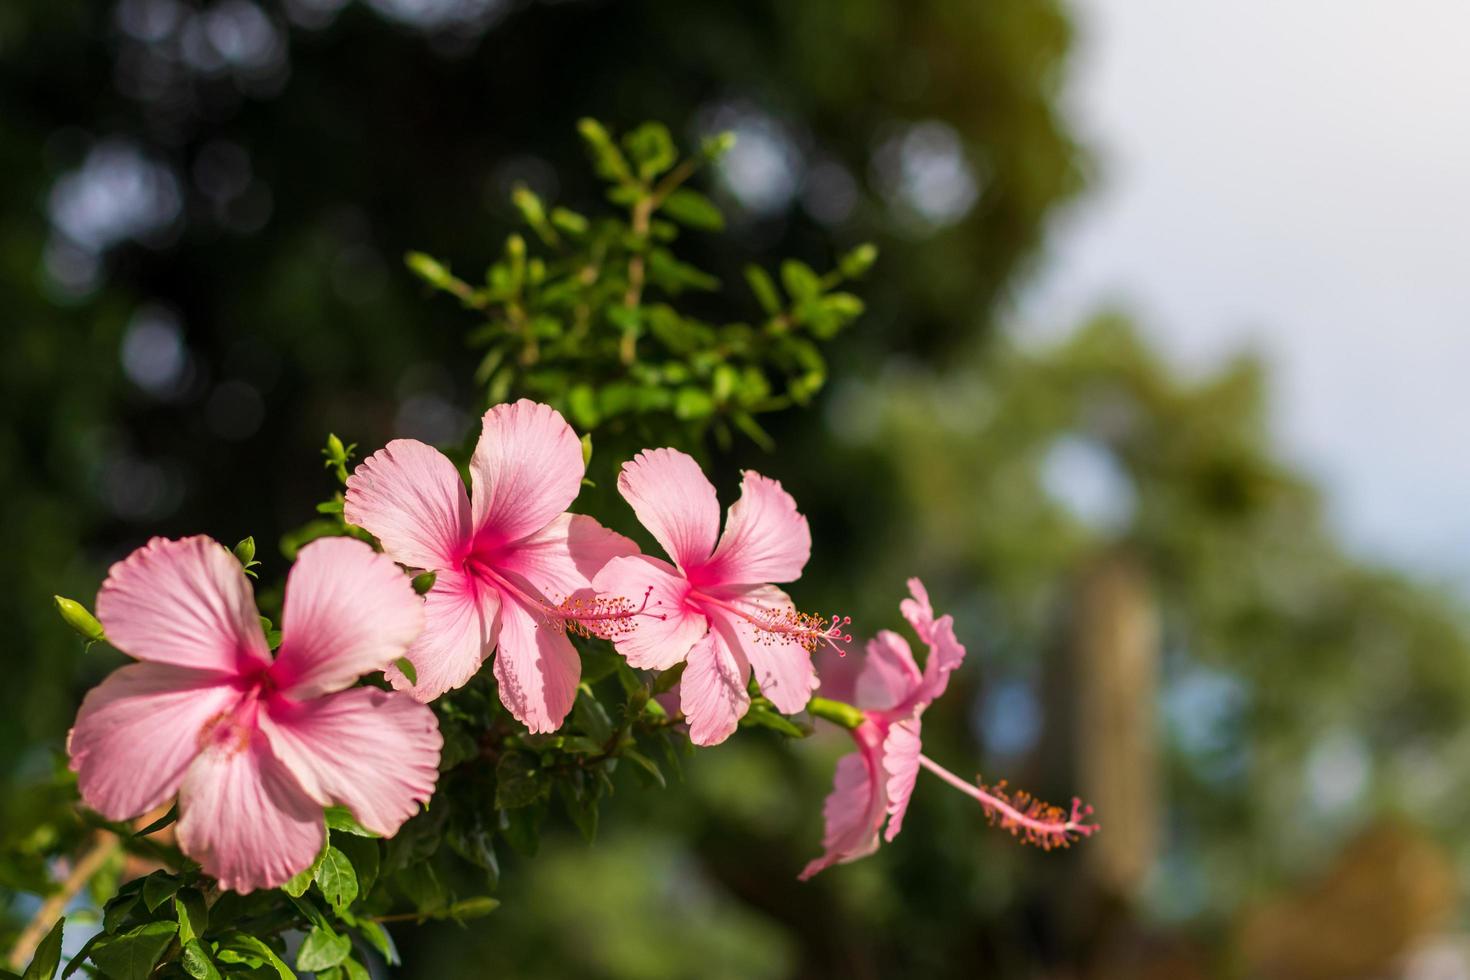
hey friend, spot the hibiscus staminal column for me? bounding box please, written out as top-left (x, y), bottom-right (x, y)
top-left (915, 759), bottom-right (1098, 850)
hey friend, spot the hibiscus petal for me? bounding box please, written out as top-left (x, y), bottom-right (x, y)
top-left (680, 624), bottom-right (750, 746)
top-left (344, 439), bottom-right (471, 570)
top-left (717, 585), bottom-right (817, 716)
top-left (259, 687), bottom-right (441, 837)
top-left (855, 630), bottom-right (924, 713)
top-left (705, 470), bottom-right (810, 586)
top-left (68, 663), bottom-right (242, 821)
top-left (499, 513), bottom-right (639, 603)
top-left (469, 400), bottom-right (584, 546)
top-left (798, 726), bottom-right (887, 880)
top-left (881, 716), bottom-right (924, 841)
top-left (176, 737), bottom-right (325, 893)
top-left (617, 448), bottom-right (719, 571)
top-left (388, 568), bottom-right (500, 702)
top-left (900, 578), bottom-right (967, 705)
top-left (593, 555), bottom-right (707, 670)
top-left (96, 536), bottom-right (269, 673)
top-left (492, 595), bottom-right (580, 734)
top-left (272, 538), bottom-right (424, 699)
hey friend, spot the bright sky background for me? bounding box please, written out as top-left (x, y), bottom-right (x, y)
top-left (1019, 0), bottom-right (1470, 580)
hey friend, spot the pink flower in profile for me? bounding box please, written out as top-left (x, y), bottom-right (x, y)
top-left (592, 448), bottom-right (847, 746)
top-left (800, 578), bottom-right (1096, 879)
top-left (68, 536), bottom-right (441, 893)
top-left (344, 400), bottom-right (638, 731)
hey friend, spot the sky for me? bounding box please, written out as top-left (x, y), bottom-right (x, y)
top-left (1019, 0), bottom-right (1470, 579)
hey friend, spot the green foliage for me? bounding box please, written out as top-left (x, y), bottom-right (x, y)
top-left (407, 120), bottom-right (875, 453)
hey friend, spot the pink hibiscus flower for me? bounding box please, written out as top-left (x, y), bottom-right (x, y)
top-left (68, 535), bottom-right (441, 893)
top-left (592, 448), bottom-right (848, 746)
top-left (800, 578), bottom-right (1096, 879)
top-left (344, 399), bottom-right (639, 731)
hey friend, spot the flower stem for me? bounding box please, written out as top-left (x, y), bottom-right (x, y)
top-left (7, 831), bottom-right (120, 970)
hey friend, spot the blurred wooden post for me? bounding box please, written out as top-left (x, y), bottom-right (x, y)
top-left (1068, 548), bottom-right (1160, 900)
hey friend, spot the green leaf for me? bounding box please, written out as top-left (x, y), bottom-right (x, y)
top-left (281, 844), bottom-right (325, 898)
top-left (296, 928), bottom-right (351, 973)
top-left (838, 242), bottom-right (879, 279)
top-left (498, 803), bottom-right (542, 857)
top-left (22, 916), bottom-right (63, 980)
top-left (651, 662), bottom-right (686, 695)
top-left (180, 939), bottom-right (221, 980)
top-left (355, 921), bottom-right (397, 966)
top-left (314, 846), bottom-right (359, 913)
top-left (404, 251), bottom-right (454, 289)
top-left (444, 897), bottom-right (499, 921)
top-left (102, 886), bottom-right (143, 934)
top-left (141, 872), bottom-right (181, 912)
top-left (89, 921), bottom-right (178, 980)
top-left (549, 207), bottom-right (588, 236)
top-left (573, 689), bottom-right (613, 744)
top-left (333, 834), bottom-right (380, 899)
top-left (621, 122), bottom-right (677, 181)
top-left (577, 118), bottom-right (634, 184)
top-left (622, 749), bottom-right (666, 789)
top-left (780, 260), bottom-right (821, 301)
top-left (173, 890), bottom-right (208, 945)
top-left (558, 781), bottom-right (599, 844)
top-left (674, 387), bottom-right (715, 420)
top-left (397, 861), bottom-right (447, 916)
top-left (324, 807), bottom-right (378, 838)
top-left (217, 934), bottom-right (295, 979)
top-left (494, 752), bottom-right (546, 809)
top-left (660, 188), bottom-right (724, 230)
top-left (447, 815), bottom-right (500, 890)
top-left (744, 265), bottom-right (781, 315)
top-left (340, 958), bottom-right (371, 980)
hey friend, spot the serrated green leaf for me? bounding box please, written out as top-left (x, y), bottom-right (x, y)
top-left (21, 916), bottom-right (63, 980)
top-left (296, 928), bottom-right (351, 973)
top-left (217, 934), bottom-right (296, 979)
top-left (89, 920), bottom-right (177, 980)
top-left (314, 846), bottom-right (359, 913)
top-left (355, 921), bottom-right (397, 966)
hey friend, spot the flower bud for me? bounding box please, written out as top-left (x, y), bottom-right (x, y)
top-left (54, 596), bottom-right (105, 644)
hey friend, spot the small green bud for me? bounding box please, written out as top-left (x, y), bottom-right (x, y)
top-left (838, 243), bottom-right (879, 280)
top-left (412, 571), bottom-right (437, 595)
top-left (580, 433), bottom-right (594, 468)
top-left (233, 536), bottom-right (256, 565)
top-left (405, 251), bottom-right (453, 288)
top-left (700, 131), bottom-right (737, 160)
top-left (54, 596), bottom-right (105, 644)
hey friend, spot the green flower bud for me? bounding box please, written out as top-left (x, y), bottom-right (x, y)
top-left (54, 596), bottom-right (105, 643)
